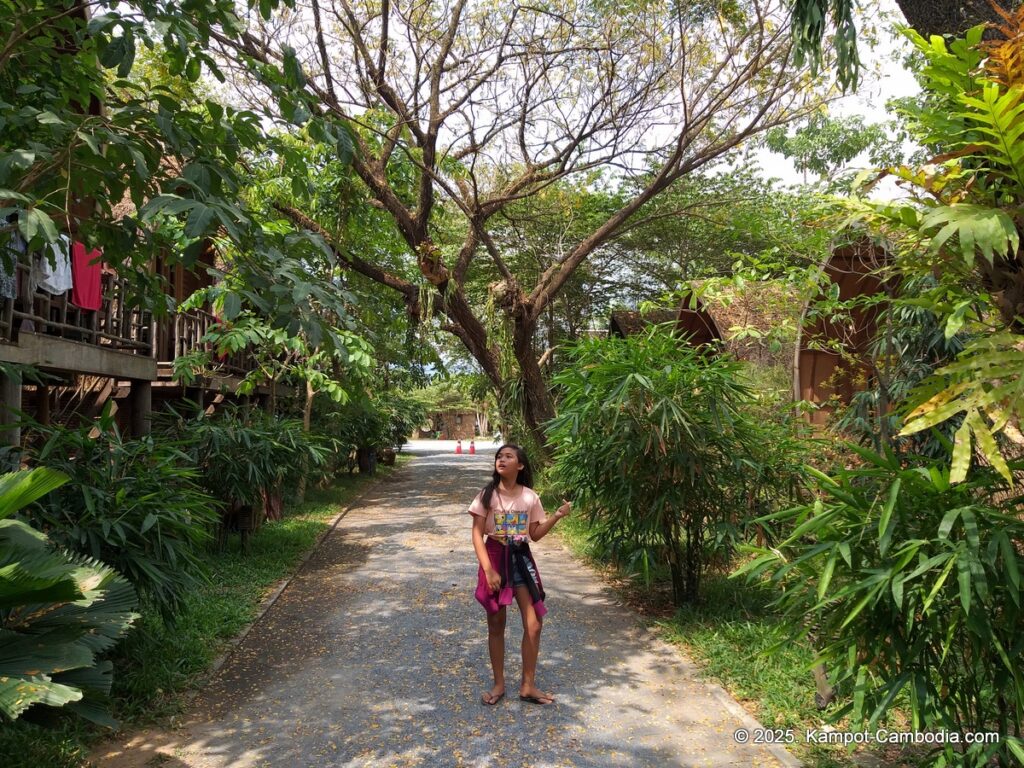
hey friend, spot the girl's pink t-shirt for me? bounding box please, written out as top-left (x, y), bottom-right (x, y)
top-left (468, 486), bottom-right (545, 537)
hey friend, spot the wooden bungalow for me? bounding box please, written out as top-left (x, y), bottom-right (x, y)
top-left (0, 235), bottom-right (263, 445)
top-left (793, 240), bottom-right (890, 425)
top-left (0, 1), bottom-right (262, 445)
top-left (610, 287), bottom-right (792, 361)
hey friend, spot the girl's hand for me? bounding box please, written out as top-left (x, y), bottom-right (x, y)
top-left (556, 499), bottom-right (571, 519)
top-left (485, 568), bottom-right (502, 593)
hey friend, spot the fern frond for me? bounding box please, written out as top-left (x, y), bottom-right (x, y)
top-left (981, 0), bottom-right (1024, 88)
top-left (957, 83), bottom-right (1024, 192)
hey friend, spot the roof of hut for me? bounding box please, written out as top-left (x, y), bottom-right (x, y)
top-left (687, 280), bottom-right (803, 367)
top-left (795, 239), bottom-right (891, 425)
top-left (608, 309), bottom-right (679, 337)
top-left (608, 280), bottom-right (803, 366)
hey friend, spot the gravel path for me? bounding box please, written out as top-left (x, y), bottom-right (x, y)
top-left (93, 444), bottom-right (797, 768)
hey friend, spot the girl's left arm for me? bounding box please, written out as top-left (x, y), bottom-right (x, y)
top-left (530, 499), bottom-right (571, 542)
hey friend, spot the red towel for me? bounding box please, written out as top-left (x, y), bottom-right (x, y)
top-left (71, 241), bottom-right (102, 310)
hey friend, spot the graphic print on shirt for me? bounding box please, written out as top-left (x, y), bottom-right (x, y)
top-left (494, 510), bottom-right (529, 537)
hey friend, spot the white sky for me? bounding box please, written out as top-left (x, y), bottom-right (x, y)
top-left (753, 0), bottom-right (922, 188)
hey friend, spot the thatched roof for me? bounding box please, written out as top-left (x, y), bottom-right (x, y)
top-left (609, 281), bottom-right (802, 367)
top-left (608, 309), bottom-right (679, 337)
top-left (693, 280), bottom-right (803, 367)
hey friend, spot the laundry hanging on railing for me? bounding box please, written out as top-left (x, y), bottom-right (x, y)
top-left (71, 241), bottom-right (103, 310)
top-left (31, 234), bottom-right (73, 295)
top-left (0, 229), bottom-right (26, 299)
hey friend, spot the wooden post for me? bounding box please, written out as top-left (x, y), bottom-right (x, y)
top-left (128, 379), bottom-right (152, 436)
top-left (38, 383), bottom-right (50, 426)
top-left (0, 368), bottom-right (23, 447)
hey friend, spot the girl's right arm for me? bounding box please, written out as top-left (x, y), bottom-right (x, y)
top-left (472, 513), bottom-right (501, 592)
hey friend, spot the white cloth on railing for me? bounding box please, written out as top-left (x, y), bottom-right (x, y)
top-left (31, 235), bottom-right (73, 295)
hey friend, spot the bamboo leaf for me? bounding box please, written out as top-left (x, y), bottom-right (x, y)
top-left (949, 418), bottom-right (972, 484)
top-left (818, 549), bottom-right (838, 602)
top-left (878, 479), bottom-right (900, 556)
top-left (922, 556), bottom-right (957, 614)
top-left (968, 410), bottom-right (1013, 484)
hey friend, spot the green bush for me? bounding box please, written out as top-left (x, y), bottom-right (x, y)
top-left (546, 328), bottom-right (788, 605)
top-left (0, 468), bottom-right (139, 727)
top-left (737, 446), bottom-right (1024, 767)
top-left (160, 404), bottom-right (330, 508)
top-left (314, 391), bottom-right (424, 472)
top-left (27, 408), bottom-right (218, 622)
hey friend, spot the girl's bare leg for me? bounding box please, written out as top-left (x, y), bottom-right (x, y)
top-left (515, 586), bottom-right (554, 703)
top-left (483, 607), bottom-right (507, 702)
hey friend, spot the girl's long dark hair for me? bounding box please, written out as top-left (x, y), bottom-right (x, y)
top-left (480, 444), bottom-right (533, 509)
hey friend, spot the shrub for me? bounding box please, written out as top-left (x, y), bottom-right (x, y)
top-left (0, 468), bottom-right (139, 727)
top-left (737, 446), bottom-right (1024, 767)
top-left (546, 328), bottom-right (783, 605)
top-left (27, 407), bottom-right (218, 622)
top-left (314, 392), bottom-right (424, 474)
top-left (160, 404), bottom-right (330, 513)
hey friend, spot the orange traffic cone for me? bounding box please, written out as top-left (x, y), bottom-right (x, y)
top-left (469, 439), bottom-right (476, 455)
top-left (455, 440), bottom-right (463, 454)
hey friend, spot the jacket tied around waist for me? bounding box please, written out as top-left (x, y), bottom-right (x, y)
top-left (474, 535), bottom-right (547, 618)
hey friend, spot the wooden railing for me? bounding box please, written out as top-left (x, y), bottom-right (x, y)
top-left (0, 261), bottom-right (152, 352)
top-left (0, 259), bottom-right (256, 378)
top-left (152, 306), bottom-right (255, 376)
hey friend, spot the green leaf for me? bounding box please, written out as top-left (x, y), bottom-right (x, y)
top-left (967, 410), bottom-right (1012, 484)
top-left (0, 676), bottom-right (82, 721)
top-left (922, 556), bottom-right (956, 614)
top-left (36, 111), bottom-right (65, 126)
top-left (938, 507), bottom-right (961, 539)
top-left (818, 549), bottom-right (838, 602)
top-left (949, 418), bottom-right (971, 484)
top-left (1006, 737), bottom-right (1024, 763)
top-left (998, 532), bottom-right (1021, 592)
top-left (878, 478), bottom-right (900, 556)
top-left (98, 34), bottom-right (128, 70)
top-left (0, 468), bottom-right (68, 518)
top-left (956, 553), bottom-right (971, 615)
top-left (222, 292), bottom-right (242, 321)
top-left (184, 204), bottom-right (216, 238)
top-left (185, 57), bottom-right (202, 83)
top-left (920, 204), bottom-right (1019, 266)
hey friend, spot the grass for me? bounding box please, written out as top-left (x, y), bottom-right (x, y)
top-left (659, 573), bottom-right (863, 767)
top-left (545, 504), bottom-right (887, 768)
top-left (0, 456), bottom-right (411, 768)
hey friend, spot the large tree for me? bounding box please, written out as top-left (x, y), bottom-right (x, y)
top-left (212, 0), bottom-right (828, 450)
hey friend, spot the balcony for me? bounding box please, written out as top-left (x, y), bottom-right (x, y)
top-left (152, 306), bottom-right (256, 380)
top-left (0, 261), bottom-right (155, 380)
top-left (0, 260), bottom-right (255, 383)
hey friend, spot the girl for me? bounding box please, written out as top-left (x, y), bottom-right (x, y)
top-left (469, 444), bottom-right (571, 706)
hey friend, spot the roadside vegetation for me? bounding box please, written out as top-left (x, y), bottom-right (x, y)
top-left (4, 2), bottom-right (1024, 767)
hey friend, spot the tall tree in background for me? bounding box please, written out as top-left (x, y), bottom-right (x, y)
top-left (213, 0), bottom-right (828, 451)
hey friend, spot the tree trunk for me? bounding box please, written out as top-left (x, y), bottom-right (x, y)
top-left (513, 313), bottom-right (556, 458)
top-left (296, 379), bottom-right (314, 504)
top-left (665, 513), bottom-right (687, 607)
top-left (895, 0), bottom-right (1022, 38)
